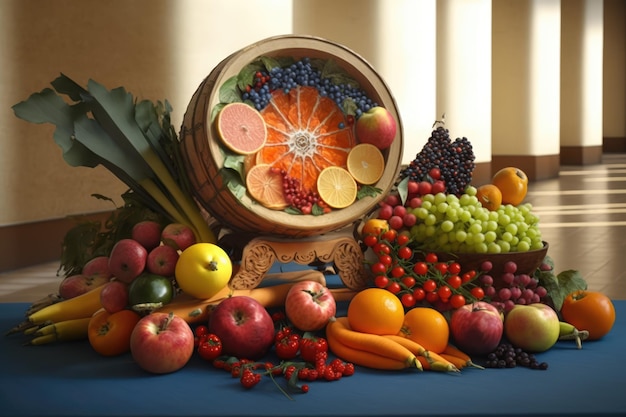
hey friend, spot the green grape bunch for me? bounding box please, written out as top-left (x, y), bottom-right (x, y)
top-left (409, 186), bottom-right (543, 254)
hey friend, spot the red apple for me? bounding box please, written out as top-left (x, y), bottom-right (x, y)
top-left (82, 256), bottom-right (113, 279)
top-left (450, 301), bottom-right (504, 356)
top-left (100, 280), bottom-right (129, 313)
top-left (130, 312), bottom-right (195, 374)
top-left (355, 106), bottom-right (397, 150)
top-left (161, 223), bottom-right (196, 251)
top-left (285, 280), bottom-right (337, 331)
top-left (131, 220), bottom-right (163, 251)
top-left (58, 273), bottom-right (109, 299)
top-left (108, 239), bottom-right (147, 283)
top-left (208, 296), bottom-right (274, 360)
top-left (146, 245), bottom-right (179, 277)
top-left (504, 303), bottom-right (560, 352)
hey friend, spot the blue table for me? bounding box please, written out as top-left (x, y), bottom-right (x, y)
top-left (1, 300), bottom-right (625, 417)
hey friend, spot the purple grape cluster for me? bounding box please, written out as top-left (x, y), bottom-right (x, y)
top-left (400, 126), bottom-right (476, 196)
top-left (479, 261), bottom-right (548, 313)
top-left (484, 343), bottom-right (548, 370)
top-left (240, 57), bottom-right (377, 115)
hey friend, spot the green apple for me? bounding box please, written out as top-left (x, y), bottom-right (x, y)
top-left (504, 303), bottom-right (560, 352)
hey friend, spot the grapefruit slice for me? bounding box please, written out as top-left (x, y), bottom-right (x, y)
top-left (347, 143), bottom-right (385, 185)
top-left (317, 166), bottom-right (357, 209)
top-left (257, 86), bottom-right (355, 194)
top-left (216, 102), bottom-right (267, 154)
top-left (245, 163), bottom-right (288, 209)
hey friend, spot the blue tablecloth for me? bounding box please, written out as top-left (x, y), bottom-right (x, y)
top-left (1, 300), bottom-right (625, 417)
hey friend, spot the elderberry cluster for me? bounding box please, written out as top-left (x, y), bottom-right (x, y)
top-left (400, 126), bottom-right (476, 196)
top-left (241, 57), bottom-right (377, 116)
top-left (484, 343), bottom-right (548, 370)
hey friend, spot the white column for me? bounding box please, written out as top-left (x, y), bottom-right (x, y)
top-left (377, 1), bottom-right (437, 165)
top-left (492, 0), bottom-right (561, 157)
top-left (560, 0), bottom-right (604, 152)
top-left (436, 0), bottom-right (492, 164)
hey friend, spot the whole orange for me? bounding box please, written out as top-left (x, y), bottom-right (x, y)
top-left (399, 307), bottom-right (450, 353)
top-left (361, 218), bottom-right (390, 237)
top-left (561, 290), bottom-right (616, 340)
top-left (347, 288), bottom-right (404, 335)
top-left (88, 309), bottom-right (141, 356)
top-left (476, 184), bottom-right (503, 211)
top-left (492, 167), bottom-right (528, 206)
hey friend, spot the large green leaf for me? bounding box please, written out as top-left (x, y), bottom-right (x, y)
top-left (12, 88), bottom-right (100, 168)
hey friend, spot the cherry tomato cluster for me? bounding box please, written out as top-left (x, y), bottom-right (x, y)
top-left (194, 325), bottom-right (223, 361)
top-left (198, 312), bottom-right (355, 397)
top-left (364, 232), bottom-right (486, 311)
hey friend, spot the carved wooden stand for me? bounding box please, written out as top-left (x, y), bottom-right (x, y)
top-left (228, 229), bottom-right (368, 291)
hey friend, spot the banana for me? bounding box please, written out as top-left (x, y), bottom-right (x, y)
top-left (27, 317), bottom-right (91, 345)
top-left (558, 321), bottom-right (589, 349)
top-left (326, 317), bottom-right (421, 370)
top-left (27, 285), bottom-right (104, 325)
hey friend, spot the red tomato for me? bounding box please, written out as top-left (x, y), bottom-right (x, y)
top-left (561, 290), bottom-right (616, 340)
top-left (88, 309), bottom-right (141, 356)
top-left (198, 333), bottom-right (222, 361)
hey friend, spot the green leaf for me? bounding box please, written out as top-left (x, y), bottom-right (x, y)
top-left (535, 261), bottom-right (588, 311)
top-left (222, 153), bottom-right (246, 183)
top-left (219, 75), bottom-right (242, 104)
top-left (12, 88), bottom-right (100, 168)
top-left (397, 177), bottom-right (410, 205)
top-left (321, 59), bottom-right (359, 88)
top-left (311, 204), bottom-right (325, 216)
top-left (342, 97), bottom-right (358, 116)
top-left (357, 185), bottom-right (382, 200)
top-left (238, 61), bottom-right (265, 90)
top-left (211, 102), bottom-right (227, 124)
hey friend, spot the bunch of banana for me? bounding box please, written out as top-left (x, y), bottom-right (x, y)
top-left (6, 285), bottom-right (104, 345)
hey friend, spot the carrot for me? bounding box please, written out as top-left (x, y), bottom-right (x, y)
top-left (326, 326), bottom-right (412, 371)
top-left (441, 344), bottom-right (484, 369)
top-left (326, 317), bottom-right (420, 369)
top-left (439, 353), bottom-right (468, 370)
top-left (383, 335), bottom-right (459, 373)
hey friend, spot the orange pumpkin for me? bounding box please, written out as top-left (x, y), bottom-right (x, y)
top-left (492, 167), bottom-right (528, 206)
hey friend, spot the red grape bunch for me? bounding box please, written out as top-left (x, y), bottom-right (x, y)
top-left (478, 260), bottom-right (548, 313)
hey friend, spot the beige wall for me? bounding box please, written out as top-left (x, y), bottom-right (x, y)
top-left (1, 0), bottom-right (625, 231)
top-left (0, 0), bottom-right (292, 227)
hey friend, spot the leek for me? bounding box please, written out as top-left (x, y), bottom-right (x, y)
top-left (13, 74), bottom-right (216, 244)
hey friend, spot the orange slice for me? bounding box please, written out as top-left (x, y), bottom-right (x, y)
top-left (257, 86), bottom-right (355, 193)
top-left (216, 102), bottom-right (267, 154)
top-left (347, 143), bottom-right (385, 185)
top-left (245, 164), bottom-right (288, 209)
top-left (316, 166), bottom-right (357, 209)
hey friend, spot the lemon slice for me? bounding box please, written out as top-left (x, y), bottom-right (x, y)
top-left (347, 143), bottom-right (385, 185)
top-left (317, 166), bottom-right (357, 209)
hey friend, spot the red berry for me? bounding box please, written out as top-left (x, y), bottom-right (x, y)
top-left (429, 167), bottom-right (441, 180)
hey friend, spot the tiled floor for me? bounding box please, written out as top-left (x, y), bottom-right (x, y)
top-left (1, 153), bottom-right (626, 303)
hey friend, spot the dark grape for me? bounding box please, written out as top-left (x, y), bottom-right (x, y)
top-left (241, 57), bottom-right (377, 115)
top-left (483, 343), bottom-right (548, 370)
top-left (399, 125), bottom-right (476, 196)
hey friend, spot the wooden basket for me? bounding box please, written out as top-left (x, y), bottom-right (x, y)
top-left (179, 35), bottom-right (403, 238)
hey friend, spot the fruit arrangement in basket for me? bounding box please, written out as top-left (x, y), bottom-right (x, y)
top-left (212, 55), bottom-right (398, 215)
